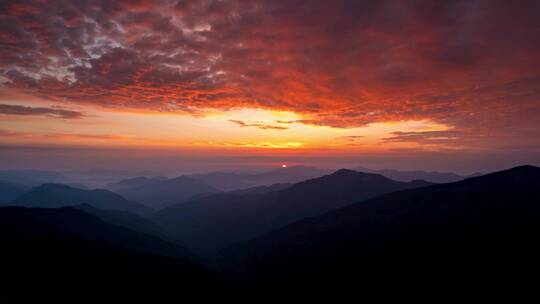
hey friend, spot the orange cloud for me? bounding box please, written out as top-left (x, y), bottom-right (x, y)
top-left (0, 0), bottom-right (539, 151)
top-left (0, 104), bottom-right (84, 119)
top-left (228, 120), bottom-right (288, 130)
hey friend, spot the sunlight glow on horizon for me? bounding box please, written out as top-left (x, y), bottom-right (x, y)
top-left (0, 98), bottom-right (454, 152)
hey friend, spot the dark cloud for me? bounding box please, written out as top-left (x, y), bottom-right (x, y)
top-left (0, 104), bottom-right (84, 119)
top-left (0, 129), bottom-right (153, 143)
top-left (0, 0), bottom-right (539, 149)
top-left (379, 129), bottom-right (513, 150)
top-left (229, 120), bottom-right (288, 130)
top-left (336, 135), bottom-right (364, 142)
top-left (274, 120), bottom-right (300, 124)
top-left (0, 129), bottom-right (18, 136)
top-left (382, 131), bottom-right (462, 145)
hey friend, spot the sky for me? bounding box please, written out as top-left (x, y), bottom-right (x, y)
top-left (1, 0), bottom-right (539, 173)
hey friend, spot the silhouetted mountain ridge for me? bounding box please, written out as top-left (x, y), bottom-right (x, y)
top-left (354, 166), bottom-right (481, 183)
top-left (106, 176), bottom-right (167, 191)
top-left (72, 204), bottom-right (175, 243)
top-left (155, 169), bottom-right (432, 258)
top-left (0, 206), bottom-right (214, 280)
top-left (107, 176), bottom-right (219, 208)
top-left (1, 206), bottom-right (192, 258)
top-left (11, 183), bottom-right (151, 215)
top-left (189, 165), bottom-right (330, 191)
top-left (229, 183), bottom-right (292, 195)
top-left (221, 165), bottom-right (540, 285)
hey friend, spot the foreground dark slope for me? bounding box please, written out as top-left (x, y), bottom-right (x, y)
top-left (0, 206), bottom-right (211, 279)
top-left (1, 206), bottom-right (192, 258)
top-left (11, 183), bottom-right (151, 215)
top-left (155, 169), bottom-right (431, 257)
top-left (73, 204), bottom-right (176, 242)
top-left (222, 165), bottom-right (540, 284)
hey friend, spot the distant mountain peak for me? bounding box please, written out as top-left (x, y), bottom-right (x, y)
top-left (332, 168), bottom-right (358, 175)
top-left (156, 165), bottom-right (431, 257)
top-left (221, 165), bottom-right (540, 282)
top-left (505, 164), bottom-right (539, 172)
top-left (460, 164), bottom-right (540, 181)
top-left (10, 183), bottom-right (151, 215)
top-left (38, 183), bottom-right (71, 189)
top-left (106, 174), bottom-right (219, 208)
top-left (352, 167), bottom-right (482, 183)
top-left (123, 176), bottom-right (154, 183)
top-left (326, 169), bottom-right (393, 182)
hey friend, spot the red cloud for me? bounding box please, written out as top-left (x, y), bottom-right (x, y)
top-left (0, 104), bottom-right (84, 119)
top-left (1, 0), bottom-right (540, 149)
top-left (229, 120), bottom-right (288, 130)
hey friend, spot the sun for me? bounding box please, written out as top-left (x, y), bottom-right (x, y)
top-left (281, 164), bottom-right (288, 168)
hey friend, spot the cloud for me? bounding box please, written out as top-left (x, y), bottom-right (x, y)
top-left (229, 120), bottom-right (288, 130)
top-left (0, 0), bottom-right (539, 150)
top-left (0, 129), bottom-right (161, 144)
top-left (382, 130), bottom-right (463, 145)
top-left (0, 104), bottom-right (84, 119)
top-left (0, 129), bottom-right (20, 136)
top-left (336, 135), bottom-right (364, 142)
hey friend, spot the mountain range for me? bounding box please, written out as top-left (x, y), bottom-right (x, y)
top-left (154, 169), bottom-right (432, 258)
top-left (0, 206), bottom-right (214, 282)
top-left (189, 165), bottom-right (330, 191)
top-left (354, 167), bottom-right (482, 183)
top-left (104, 165), bottom-right (329, 208)
top-left (2, 164), bottom-right (539, 288)
top-left (222, 165), bottom-right (540, 285)
top-left (106, 176), bottom-right (219, 208)
top-left (1, 165), bottom-right (476, 208)
top-left (72, 204), bottom-right (174, 242)
top-left (10, 183), bottom-right (151, 215)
